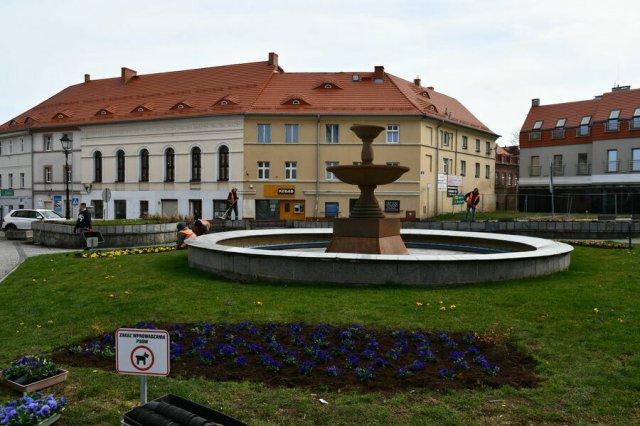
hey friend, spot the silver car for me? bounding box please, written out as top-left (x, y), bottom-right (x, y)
top-left (1, 209), bottom-right (66, 230)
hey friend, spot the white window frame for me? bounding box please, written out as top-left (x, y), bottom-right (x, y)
top-left (8, 173), bottom-right (13, 188)
top-left (460, 160), bottom-right (466, 176)
top-left (533, 120), bottom-right (543, 130)
top-left (632, 148), bottom-right (640, 171)
top-left (20, 173), bottom-right (24, 188)
top-left (257, 161), bottom-right (270, 180)
top-left (475, 139), bottom-right (481, 152)
top-left (326, 124), bottom-right (339, 143)
top-left (285, 124), bottom-right (299, 144)
top-left (442, 132), bottom-right (450, 146)
top-left (475, 163), bottom-right (480, 178)
top-left (607, 150), bottom-right (618, 172)
top-left (258, 124), bottom-right (271, 143)
top-left (486, 165), bottom-right (491, 179)
top-left (462, 136), bottom-right (468, 149)
top-left (44, 166), bottom-right (52, 183)
top-left (285, 161), bottom-right (297, 180)
top-left (325, 161), bottom-right (338, 180)
top-left (386, 125), bottom-right (399, 144)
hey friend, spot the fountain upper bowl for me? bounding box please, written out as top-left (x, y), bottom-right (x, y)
top-left (327, 164), bottom-right (410, 185)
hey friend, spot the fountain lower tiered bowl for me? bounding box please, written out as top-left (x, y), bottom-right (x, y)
top-left (327, 164), bottom-right (410, 186)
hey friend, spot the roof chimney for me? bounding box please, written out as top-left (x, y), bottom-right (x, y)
top-left (120, 67), bottom-right (137, 86)
top-left (84, 74), bottom-right (91, 83)
top-left (612, 85), bottom-right (630, 92)
top-left (373, 66), bottom-right (384, 82)
top-left (532, 98), bottom-right (540, 107)
top-left (268, 52), bottom-right (279, 67)
top-left (414, 77), bottom-right (421, 87)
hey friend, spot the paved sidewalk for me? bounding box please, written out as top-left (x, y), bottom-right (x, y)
top-left (0, 231), bottom-right (74, 282)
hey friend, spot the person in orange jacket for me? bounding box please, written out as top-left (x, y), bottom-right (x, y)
top-left (463, 188), bottom-right (481, 222)
top-left (193, 218), bottom-right (211, 236)
top-left (176, 222), bottom-right (195, 249)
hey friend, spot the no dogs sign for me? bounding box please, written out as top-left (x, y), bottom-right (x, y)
top-left (116, 328), bottom-right (170, 376)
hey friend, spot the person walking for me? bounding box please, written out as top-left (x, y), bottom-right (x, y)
top-left (176, 222), bottom-right (196, 249)
top-left (73, 203), bottom-right (92, 233)
top-left (463, 188), bottom-right (481, 222)
top-left (226, 188), bottom-right (239, 220)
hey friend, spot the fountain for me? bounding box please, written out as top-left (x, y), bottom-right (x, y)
top-left (185, 127), bottom-right (573, 286)
top-left (326, 125), bottom-right (409, 254)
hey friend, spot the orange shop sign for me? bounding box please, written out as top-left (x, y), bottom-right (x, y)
top-left (264, 185), bottom-right (296, 198)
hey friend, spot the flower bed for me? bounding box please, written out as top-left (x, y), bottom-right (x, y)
top-left (53, 321), bottom-right (537, 392)
top-left (75, 246), bottom-right (176, 258)
top-left (562, 240), bottom-right (630, 249)
top-left (1, 356), bottom-right (67, 393)
top-left (0, 392), bottom-right (65, 425)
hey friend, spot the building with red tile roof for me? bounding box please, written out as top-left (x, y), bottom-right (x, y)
top-left (518, 86), bottom-right (640, 214)
top-left (0, 53), bottom-right (498, 220)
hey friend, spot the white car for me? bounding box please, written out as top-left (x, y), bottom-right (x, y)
top-left (2, 209), bottom-right (66, 231)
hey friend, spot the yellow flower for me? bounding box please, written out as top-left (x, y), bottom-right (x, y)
top-left (124, 290), bottom-right (130, 295)
top-left (439, 300), bottom-right (443, 304)
top-left (618, 318), bottom-right (624, 323)
top-left (450, 304), bottom-right (457, 310)
top-left (255, 301), bottom-right (263, 306)
top-left (593, 308), bottom-right (600, 314)
top-left (415, 302), bottom-right (423, 307)
top-left (47, 320), bottom-right (54, 324)
top-left (37, 325), bottom-right (41, 328)
top-left (439, 306), bottom-right (447, 311)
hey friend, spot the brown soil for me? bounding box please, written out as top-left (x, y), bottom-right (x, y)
top-left (52, 322), bottom-right (538, 393)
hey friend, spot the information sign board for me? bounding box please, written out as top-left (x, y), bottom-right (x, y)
top-left (116, 328), bottom-right (170, 376)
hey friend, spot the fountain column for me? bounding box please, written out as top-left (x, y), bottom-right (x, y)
top-left (326, 125), bottom-right (409, 255)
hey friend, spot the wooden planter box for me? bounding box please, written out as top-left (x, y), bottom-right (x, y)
top-left (0, 369), bottom-right (68, 393)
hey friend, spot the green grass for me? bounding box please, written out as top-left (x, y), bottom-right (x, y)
top-left (1, 247), bottom-right (639, 425)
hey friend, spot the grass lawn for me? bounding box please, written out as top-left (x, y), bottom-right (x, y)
top-left (0, 246), bottom-right (639, 425)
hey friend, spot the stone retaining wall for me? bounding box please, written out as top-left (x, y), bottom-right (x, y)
top-left (32, 222), bottom-right (177, 249)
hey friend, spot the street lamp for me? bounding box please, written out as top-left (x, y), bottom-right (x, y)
top-left (60, 134), bottom-right (72, 220)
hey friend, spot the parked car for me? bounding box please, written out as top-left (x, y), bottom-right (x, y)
top-left (1, 209), bottom-right (66, 231)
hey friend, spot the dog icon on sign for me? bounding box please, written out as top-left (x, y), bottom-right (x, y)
top-left (135, 352), bottom-right (149, 366)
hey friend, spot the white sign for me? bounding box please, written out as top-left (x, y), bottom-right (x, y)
top-left (116, 328), bottom-right (170, 376)
top-left (437, 174), bottom-right (448, 192)
top-left (447, 175), bottom-right (463, 187)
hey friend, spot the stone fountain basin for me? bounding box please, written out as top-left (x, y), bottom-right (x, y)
top-left (327, 164), bottom-right (409, 186)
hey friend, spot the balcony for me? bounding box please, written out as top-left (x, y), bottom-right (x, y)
top-left (529, 131), bottom-right (541, 141)
top-left (604, 161), bottom-right (620, 173)
top-left (605, 120), bottom-right (619, 132)
top-left (552, 128), bottom-right (565, 139)
top-left (576, 126), bottom-right (590, 137)
top-left (629, 160), bottom-right (640, 173)
top-left (551, 164), bottom-right (565, 176)
top-left (530, 166), bottom-right (542, 177)
top-left (576, 162), bottom-right (591, 176)
top-left (630, 119), bottom-right (640, 130)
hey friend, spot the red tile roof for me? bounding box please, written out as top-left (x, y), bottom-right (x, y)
top-left (521, 87), bottom-right (640, 130)
top-left (0, 55), bottom-right (496, 136)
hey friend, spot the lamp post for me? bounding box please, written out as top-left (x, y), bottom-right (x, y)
top-left (60, 134), bottom-right (72, 220)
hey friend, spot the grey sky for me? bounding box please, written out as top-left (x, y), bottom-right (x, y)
top-left (1, 0), bottom-right (638, 145)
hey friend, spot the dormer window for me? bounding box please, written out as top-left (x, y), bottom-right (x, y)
top-left (9, 119), bottom-right (17, 126)
top-left (420, 91), bottom-right (430, 98)
top-left (632, 108), bottom-right (640, 130)
top-left (137, 107), bottom-right (145, 112)
top-left (100, 110), bottom-right (107, 115)
top-left (606, 110), bottom-right (621, 131)
top-left (555, 118), bottom-right (566, 128)
top-left (530, 120), bottom-right (543, 141)
top-left (314, 81), bottom-right (342, 90)
top-left (578, 115), bottom-right (591, 136)
top-left (131, 104), bottom-right (152, 113)
top-left (53, 112), bottom-right (70, 120)
top-left (96, 107), bottom-right (114, 116)
top-left (213, 95), bottom-right (238, 107)
top-left (282, 97), bottom-right (310, 106)
top-left (533, 120), bottom-right (543, 130)
top-left (324, 84), bottom-right (332, 89)
top-left (552, 118), bottom-right (566, 139)
top-left (171, 101), bottom-right (192, 110)
top-left (177, 104), bottom-right (184, 109)
top-left (220, 100), bottom-right (228, 106)
top-left (292, 99), bottom-right (300, 105)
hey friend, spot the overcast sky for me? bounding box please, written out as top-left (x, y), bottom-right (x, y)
top-left (1, 0), bottom-right (639, 145)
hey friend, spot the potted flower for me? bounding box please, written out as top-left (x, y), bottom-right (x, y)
top-left (1, 356), bottom-right (68, 393)
top-left (0, 392), bottom-right (65, 425)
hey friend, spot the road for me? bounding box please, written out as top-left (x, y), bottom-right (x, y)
top-left (0, 231), bottom-right (74, 282)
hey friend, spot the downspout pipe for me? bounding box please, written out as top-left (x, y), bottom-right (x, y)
top-left (315, 114), bottom-right (320, 220)
top-left (435, 119), bottom-right (444, 216)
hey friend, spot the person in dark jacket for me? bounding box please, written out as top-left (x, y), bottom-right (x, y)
top-left (463, 188), bottom-right (481, 222)
top-left (176, 222), bottom-right (195, 249)
top-left (74, 203), bottom-right (92, 233)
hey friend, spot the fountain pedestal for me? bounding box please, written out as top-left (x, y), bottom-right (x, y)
top-left (326, 218), bottom-right (408, 255)
top-left (325, 125), bottom-right (409, 255)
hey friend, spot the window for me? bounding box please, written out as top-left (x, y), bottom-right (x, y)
top-left (475, 163), bottom-right (480, 178)
top-left (191, 147), bottom-right (201, 181)
top-left (555, 118), bottom-right (566, 127)
top-left (325, 202), bottom-right (339, 218)
top-left (218, 146), bottom-right (229, 181)
top-left (386, 125), bottom-right (399, 144)
top-left (92, 200), bottom-right (104, 219)
top-left (0, 174), bottom-right (2, 188)
top-left (116, 150), bottom-right (125, 182)
top-left (140, 149), bottom-right (149, 182)
top-left (258, 124), bottom-right (271, 143)
top-left (508, 174), bottom-right (513, 186)
top-left (386, 162), bottom-right (399, 166)
top-left (607, 149), bottom-right (618, 172)
top-left (485, 165), bottom-right (491, 179)
top-left (384, 200), bottom-right (400, 213)
top-left (139, 200), bottom-right (149, 218)
top-left (486, 141), bottom-right (491, 154)
top-left (284, 161), bottom-right (297, 180)
top-left (460, 160), bottom-right (466, 176)
top-left (553, 154), bottom-right (563, 176)
top-left (326, 124), bottom-right (339, 143)
top-left (577, 153), bottom-right (589, 175)
top-left (44, 166), bottom-right (52, 183)
top-left (442, 132), bottom-right (450, 146)
top-left (9, 140), bottom-right (13, 154)
top-left (462, 136), bottom-right (468, 150)
top-left (93, 151), bottom-right (102, 183)
top-left (530, 120), bottom-right (543, 140)
top-left (0, 141), bottom-right (2, 155)
top-left (325, 161), bottom-right (338, 180)
top-left (475, 139), bottom-right (480, 152)
top-left (632, 108), bottom-right (640, 130)
top-left (8, 173), bottom-right (13, 188)
top-left (442, 158), bottom-right (450, 174)
top-left (20, 173), bottom-right (24, 188)
top-left (285, 124), bottom-right (299, 143)
top-left (607, 110), bottom-right (620, 131)
top-left (578, 116), bottom-right (591, 136)
top-left (114, 200), bottom-right (126, 219)
top-left (530, 156), bottom-right (540, 177)
top-left (20, 139), bottom-right (24, 152)
top-left (165, 148), bottom-right (175, 182)
top-left (258, 161), bottom-right (270, 180)
top-left (533, 120), bottom-right (543, 130)
top-left (632, 148), bottom-right (640, 172)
